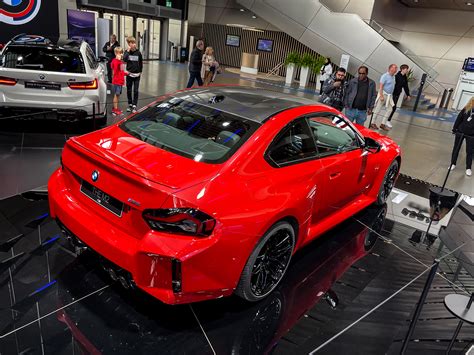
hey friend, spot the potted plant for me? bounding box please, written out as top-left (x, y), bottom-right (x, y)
top-left (285, 51), bottom-right (300, 86)
top-left (299, 53), bottom-right (314, 88)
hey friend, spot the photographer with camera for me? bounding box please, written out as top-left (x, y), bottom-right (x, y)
top-left (319, 68), bottom-right (347, 111)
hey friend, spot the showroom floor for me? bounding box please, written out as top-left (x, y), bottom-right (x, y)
top-left (0, 179), bottom-right (472, 354)
top-left (0, 61), bottom-right (472, 201)
top-left (0, 61), bottom-right (473, 354)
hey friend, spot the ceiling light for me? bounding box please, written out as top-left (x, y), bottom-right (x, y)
top-left (466, 2), bottom-right (473, 5)
top-left (240, 8), bottom-right (245, 11)
top-left (413, 0), bottom-right (419, 2)
top-left (252, 15), bottom-right (257, 19)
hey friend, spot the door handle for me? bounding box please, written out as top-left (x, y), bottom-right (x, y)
top-left (330, 172), bottom-right (341, 180)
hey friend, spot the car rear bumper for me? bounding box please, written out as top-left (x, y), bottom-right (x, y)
top-left (48, 168), bottom-right (246, 305)
top-left (0, 106), bottom-right (106, 121)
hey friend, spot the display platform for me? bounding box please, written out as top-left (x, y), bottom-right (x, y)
top-left (0, 178), bottom-right (472, 354)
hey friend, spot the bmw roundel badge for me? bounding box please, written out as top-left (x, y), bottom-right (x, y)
top-left (91, 170), bottom-right (100, 182)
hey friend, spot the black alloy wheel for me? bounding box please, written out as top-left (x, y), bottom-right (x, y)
top-left (377, 160), bottom-right (399, 205)
top-left (236, 222), bottom-right (295, 302)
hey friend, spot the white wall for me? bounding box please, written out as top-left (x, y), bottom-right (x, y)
top-left (400, 8), bottom-right (474, 89)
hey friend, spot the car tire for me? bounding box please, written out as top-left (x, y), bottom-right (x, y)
top-left (376, 159), bottom-right (399, 205)
top-left (235, 221), bottom-right (295, 302)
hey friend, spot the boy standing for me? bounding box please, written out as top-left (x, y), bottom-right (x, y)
top-left (111, 47), bottom-right (126, 116)
top-left (123, 36), bottom-right (143, 113)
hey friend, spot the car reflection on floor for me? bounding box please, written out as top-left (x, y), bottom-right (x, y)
top-left (0, 191), bottom-right (386, 354)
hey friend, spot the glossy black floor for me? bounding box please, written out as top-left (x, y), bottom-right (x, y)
top-left (0, 183), bottom-right (473, 354)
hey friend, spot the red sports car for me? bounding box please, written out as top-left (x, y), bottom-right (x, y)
top-left (48, 86), bottom-right (401, 305)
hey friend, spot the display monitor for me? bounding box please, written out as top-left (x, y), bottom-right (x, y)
top-left (463, 57), bottom-right (474, 72)
top-left (226, 34), bottom-right (240, 47)
top-left (257, 39), bottom-right (273, 52)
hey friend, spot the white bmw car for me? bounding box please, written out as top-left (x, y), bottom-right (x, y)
top-left (0, 35), bottom-right (107, 125)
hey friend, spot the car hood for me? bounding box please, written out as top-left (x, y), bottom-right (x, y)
top-left (70, 125), bottom-right (223, 190)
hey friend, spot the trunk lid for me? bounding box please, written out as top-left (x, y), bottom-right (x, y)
top-left (0, 67), bottom-right (93, 103)
top-left (70, 125), bottom-right (223, 190)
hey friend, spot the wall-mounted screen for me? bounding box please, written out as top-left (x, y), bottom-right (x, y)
top-left (257, 39), bottom-right (273, 52)
top-left (226, 34), bottom-right (240, 47)
top-left (463, 57), bottom-right (474, 72)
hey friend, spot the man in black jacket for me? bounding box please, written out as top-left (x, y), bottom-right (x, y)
top-left (103, 34), bottom-right (120, 83)
top-left (387, 64), bottom-right (411, 127)
top-left (186, 40), bottom-right (204, 88)
top-left (319, 68), bottom-right (347, 111)
top-left (343, 66), bottom-right (376, 125)
top-left (123, 36), bottom-right (143, 113)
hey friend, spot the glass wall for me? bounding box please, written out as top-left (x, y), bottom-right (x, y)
top-left (136, 18), bottom-right (149, 57)
top-left (103, 13), bottom-right (119, 39)
top-left (120, 15), bottom-right (134, 48)
top-left (149, 20), bottom-right (161, 60)
top-left (168, 19), bottom-right (181, 47)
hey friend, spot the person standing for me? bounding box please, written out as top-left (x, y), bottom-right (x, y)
top-left (319, 58), bottom-right (333, 95)
top-left (387, 64), bottom-right (411, 128)
top-left (110, 47), bottom-right (127, 116)
top-left (319, 68), bottom-right (347, 111)
top-left (201, 47), bottom-right (216, 86)
top-left (187, 40), bottom-right (204, 88)
top-left (372, 64), bottom-right (398, 131)
top-left (450, 97), bottom-right (474, 176)
top-left (343, 66), bottom-right (377, 126)
top-left (103, 34), bottom-right (120, 83)
top-left (123, 36), bottom-right (143, 113)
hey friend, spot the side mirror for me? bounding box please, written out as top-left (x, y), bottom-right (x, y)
top-left (364, 137), bottom-right (381, 154)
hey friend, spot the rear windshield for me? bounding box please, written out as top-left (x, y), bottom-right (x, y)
top-left (1, 46), bottom-right (85, 73)
top-left (120, 97), bottom-right (261, 163)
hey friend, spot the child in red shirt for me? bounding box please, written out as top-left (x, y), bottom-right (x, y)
top-left (111, 47), bottom-right (127, 116)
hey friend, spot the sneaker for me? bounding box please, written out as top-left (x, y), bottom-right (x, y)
top-left (449, 164), bottom-right (456, 171)
top-left (126, 105), bottom-right (133, 112)
top-left (116, 109), bottom-right (123, 115)
top-left (466, 169), bottom-right (472, 176)
top-left (370, 123), bottom-right (379, 129)
top-left (380, 124), bottom-right (390, 131)
top-left (111, 108), bottom-right (118, 116)
top-left (386, 121), bottom-right (393, 128)
top-left (132, 105), bottom-right (137, 113)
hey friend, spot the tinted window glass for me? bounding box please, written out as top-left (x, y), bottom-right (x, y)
top-left (1, 46), bottom-right (85, 73)
top-left (85, 44), bottom-right (98, 69)
top-left (307, 115), bottom-right (359, 155)
top-left (267, 119), bottom-right (317, 166)
top-left (120, 97), bottom-right (260, 163)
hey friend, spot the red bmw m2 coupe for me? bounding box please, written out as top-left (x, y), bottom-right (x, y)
top-left (48, 87), bottom-right (401, 304)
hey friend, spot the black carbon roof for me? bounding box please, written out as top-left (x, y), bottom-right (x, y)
top-left (172, 86), bottom-right (317, 123)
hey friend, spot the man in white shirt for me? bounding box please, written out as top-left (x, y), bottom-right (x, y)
top-left (371, 64), bottom-right (397, 131)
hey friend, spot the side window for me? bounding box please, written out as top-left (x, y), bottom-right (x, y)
top-left (267, 119), bottom-right (317, 166)
top-left (307, 115), bottom-right (359, 156)
top-left (85, 45), bottom-right (98, 69)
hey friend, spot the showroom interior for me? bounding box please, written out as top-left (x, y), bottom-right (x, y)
top-left (0, 0), bottom-right (473, 354)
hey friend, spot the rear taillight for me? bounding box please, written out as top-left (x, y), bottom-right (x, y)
top-left (68, 79), bottom-right (98, 90)
top-left (143, 208), bottom-right (216, 237)
top-left (0, 76), bottom-right (17, 86)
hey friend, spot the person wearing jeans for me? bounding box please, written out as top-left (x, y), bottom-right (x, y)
top-left (187, 40), bottom-right (204, 88)
top-left (123, 36), bottom-right (143, 113)
top-left (343, 66), bottom-right (376, 126)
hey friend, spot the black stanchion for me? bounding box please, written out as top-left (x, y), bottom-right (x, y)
top-left (400, 260), bottom-right (440, 354)
top-left (444, 89), bottom-right (454, 109)
top-left (439, 89), bottom-right (448, 109)
top-left (92, 102), bottom-right (96, 131)
top-left (413, 73), bottom-right (427, 112)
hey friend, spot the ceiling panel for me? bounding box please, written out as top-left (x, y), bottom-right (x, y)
top-left (399, 0), bottom-right (474, 11)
